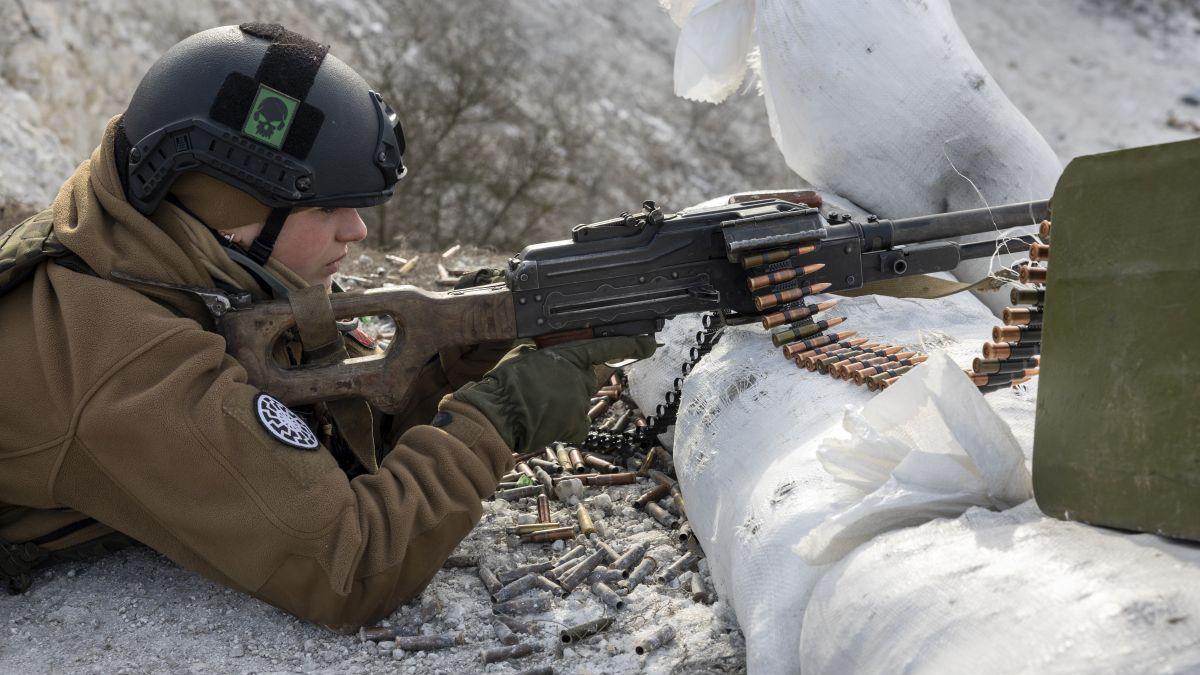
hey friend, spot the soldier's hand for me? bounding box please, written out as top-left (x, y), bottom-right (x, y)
top-left (451, 336), bottom-right (657, 453)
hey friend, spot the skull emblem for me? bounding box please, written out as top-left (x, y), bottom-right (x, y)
top-left (252, 96), bottom-right (289, 138)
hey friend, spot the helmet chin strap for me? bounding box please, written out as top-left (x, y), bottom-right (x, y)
top-left (247, 206), bottom-right (292, 265)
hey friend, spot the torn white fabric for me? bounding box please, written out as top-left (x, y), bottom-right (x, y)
top-left (795, 352), bottom-right (1032, 565)
top-left (671, 0), bottom-right (756, 103)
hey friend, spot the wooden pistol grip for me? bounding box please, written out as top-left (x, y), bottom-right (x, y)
top-left (220, 284), bottom-right (517, 414)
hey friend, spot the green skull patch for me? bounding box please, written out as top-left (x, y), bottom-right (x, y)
top-left (242, 84), bottom-right (299, 149)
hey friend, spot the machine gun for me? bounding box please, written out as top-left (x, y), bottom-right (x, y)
top-left (214, 197), bottom-right (1049, 413)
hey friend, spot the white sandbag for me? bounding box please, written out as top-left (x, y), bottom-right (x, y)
top-left (654, 289), bottom-right (1004, 673)
top-left (659, 0), bottom-right (1063, 313)
top-left (670, 0), bottom-right (756, 103)
top-left (800, 501), bottom-right (1200, 674)
top-left (795, 352), bottom-right (1032, 565)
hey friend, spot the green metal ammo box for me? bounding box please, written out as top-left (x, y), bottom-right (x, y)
top-left (1033, 138), bottom-right (1200, 540)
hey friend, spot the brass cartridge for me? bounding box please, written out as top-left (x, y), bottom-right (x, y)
top-left (972, 356), bottom-right (1039, 375)
top-left (592, 581), bottom-right (625, 609)
top-left (583, 472), bottom-right (637, 487)
top-left (771, 316), bottom-right (847, 347)
top-left (576, 504), bottom-right (596, 536)
top-left (785, 336), bottom-right (867, 360)
top-left (658, 552), bottom-right (699, 584)
top-left (741, 244), bottom-right (816, 269)
top-left (1038, 219), bottom-right (1052, 241)
top-left (568, 447), bottom-right (585, 472)
top-left (478, 565), bottom-right (503, 596)
top-left (582, 453), bottom-right (620, 473)
top-left (557, 549), bottom-right (607, 593)
top-left (1002, 306), bottom-right (1044, 326)
top-left (497, 485), bottom-right (544, 501)
top-left (492, 593), bottom-right (552, 615)
top-left (555, 444), bottom-right (573, 473)
top-left (493, 573), bottom-right (542, 603)
top-left (537, 494), bottom-right (552, 523)
top-left (623, 556), bottom-right (658, 591)
top-left (992, 325), bottom-right (1042, 344)
top-left (982, 341), bottom-right (1040, 360)
top-left (646, 502), bottom-right (678, 529)
top-left (587, 399), bottom-right (610, 420)
top-left (498, 561), bottom-right (554, 585)
top-left (754, 282), bottom-right (833, 311)
top-left (505, 523), bottom-right (562, 537)
top-left (635, 483), bottom-right (671, 508)
top-left (612, 543), bottom-right (648, 574)
top-left (1010, 287), bottom-right (1046, 307)
top-left (747, 262), bottom-right (826, 292)
top-left (1029, 243), bottom-right (1050, 261)
top-left (762, 299), bottom-right (839, 329)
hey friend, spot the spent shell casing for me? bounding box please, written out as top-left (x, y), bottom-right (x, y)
top-left (1039, 219), bottom-right (1052, 240)
top-left (393, 633), bottom-right (465, 651)
top-left (1019, 265), bottom-right (1048, 285)
top-left (529, 457), bottom-right (558, 472)
top-left (560, 616), bottom-right (615, 644)
top-left (762, 298), bottom-right (839, 329)
top-left (582, 453), bottom-right (620, 473)
top-left (498, 561), bottom-right (554, 584)
top-left (659, 552), bottom-right (699, 584)
top-left (741, 243), bottom-right (816, 269)
top-left (534, 575), bottom-right (565, 595)
top-left (568, 447), bottom-right (585, 472)
top-left (592, 581), bottom-right (625, 609)
top-left (553, 472), bottom-right (599, 484)
top-left (646, 502), bottom-right (678, 529)
top-left (634, 625), bottom-right (677, 655)
top-left (493, 619), bottom-right (519, 645)
top-left (623, 556), bottom-right (658, 591)
top-left (479, 566), bottom-right (503, 596)
top-left (558, 549), bottom-right (607, 594)
top-left (691, 572), bottom-right (714, 604)
top-left (576, 504), bottom-right (596, 536)
top-left (1002, 306), bottom-right (1044, 326)
top-left (496, 615), bottom-right (535, 634)
top-left (817, 346), bottom-right (875, 373)
top-left (494, 573), bottom-right (542, 603)
top-left (587, 399), bottom-right (610, 420)
top-left (496, 481), bottom-right (521, 491)
top-left (506, 523), bottom-right (561, 533)
top-left (1010, 287), bottom-right (1046, 307)
top-left (670, 485), bottom-right (686, 520)
top-left (583, 472), bottom-right (637, 487)
top-left (992, 325), bottom-right (1042, 344)
top-left (360, 626), bottom-right (397, 642)
top-left (648, 469), bottom-right (677, 487)
top-left (754, 281), bottom-right (833, 311)
top-left (554, 544), bottom-right (587, 568)
top-left (443, 554), bottom-right (478, 568)
top-left (1029, 243), bottom-right (1050, 261)
top-left (972, 356), bottom-right (1040, 375)
top-left (982, 341), bottom-right (1040, 361)
top-left (589, 566), bottom-right (625, 584)
top-left (677, 521), bottom-right (693, 544)
top-left (612, 543), bottom-right (648, 574)
top-left (517, 462), bottom-right (537, 480)
top-left (516, 668), bottom-right (553, 675)
top-left (554, 444), bottom-right (573, 472)
top-left (634, 483), bottom-right (672, 508)
top-left (537, 494), bottom-right (552, 523)
top-left (746, 262), bottom-right (826, 292)
top-left (493, 593), bottom-right (553, 615)
top-left (519, 527), bottom-right (576, 544)
top-left (534, 467), bottom-right (554, 493)
top-left (771, 316), bottom-right (847, 348)
top-left (590, 536), bottom-right (621, 563)
top-left (481, 643), bottom-right (536, 664)
top-left (636, 446), bottom-right (659, 477)
top-left (498, 485), bottom-right (544, 501)
top-left (880, 376), bottom-right (900, 389)
top-left (968, 369), bottom-right (1039, 387)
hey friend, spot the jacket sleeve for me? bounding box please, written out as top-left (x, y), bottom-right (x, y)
top-left (53, 315), bottom-right (513, 629)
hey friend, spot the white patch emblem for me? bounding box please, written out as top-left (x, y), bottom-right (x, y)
top-left (254, 394), bottom-right (319, 450)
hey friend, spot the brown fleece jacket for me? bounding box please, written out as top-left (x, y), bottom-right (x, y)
top-left (0, 117), bottom-right (513, 629)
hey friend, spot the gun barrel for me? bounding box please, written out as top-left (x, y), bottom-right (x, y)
top-left (882, 200), bottom-right (1050, 249)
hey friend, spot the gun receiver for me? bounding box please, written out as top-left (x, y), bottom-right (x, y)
top-left (218, 197), bottom-right (1048, 412)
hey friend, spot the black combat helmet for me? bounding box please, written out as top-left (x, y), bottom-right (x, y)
top-left (119, 23), bottom-right (405, 263)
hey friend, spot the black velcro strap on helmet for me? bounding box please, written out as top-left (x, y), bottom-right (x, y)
top-left (208, 24), bottom-right (329, 160)
top-left (247, 207), bottom-right (292, 265)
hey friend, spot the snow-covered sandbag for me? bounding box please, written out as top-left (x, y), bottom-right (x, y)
top-left (800, 501), bottom-right (1200, 674)
top-left (796, 352), bottom-right (1032, 565)
top-left (637, 288), bottom-right (1007, 673)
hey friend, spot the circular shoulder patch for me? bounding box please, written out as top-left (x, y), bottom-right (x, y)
top-left (254, 393), bottom-right (320, 450)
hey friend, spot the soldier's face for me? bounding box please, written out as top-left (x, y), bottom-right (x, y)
top-left (270, 207), bottom-right (367, 288)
